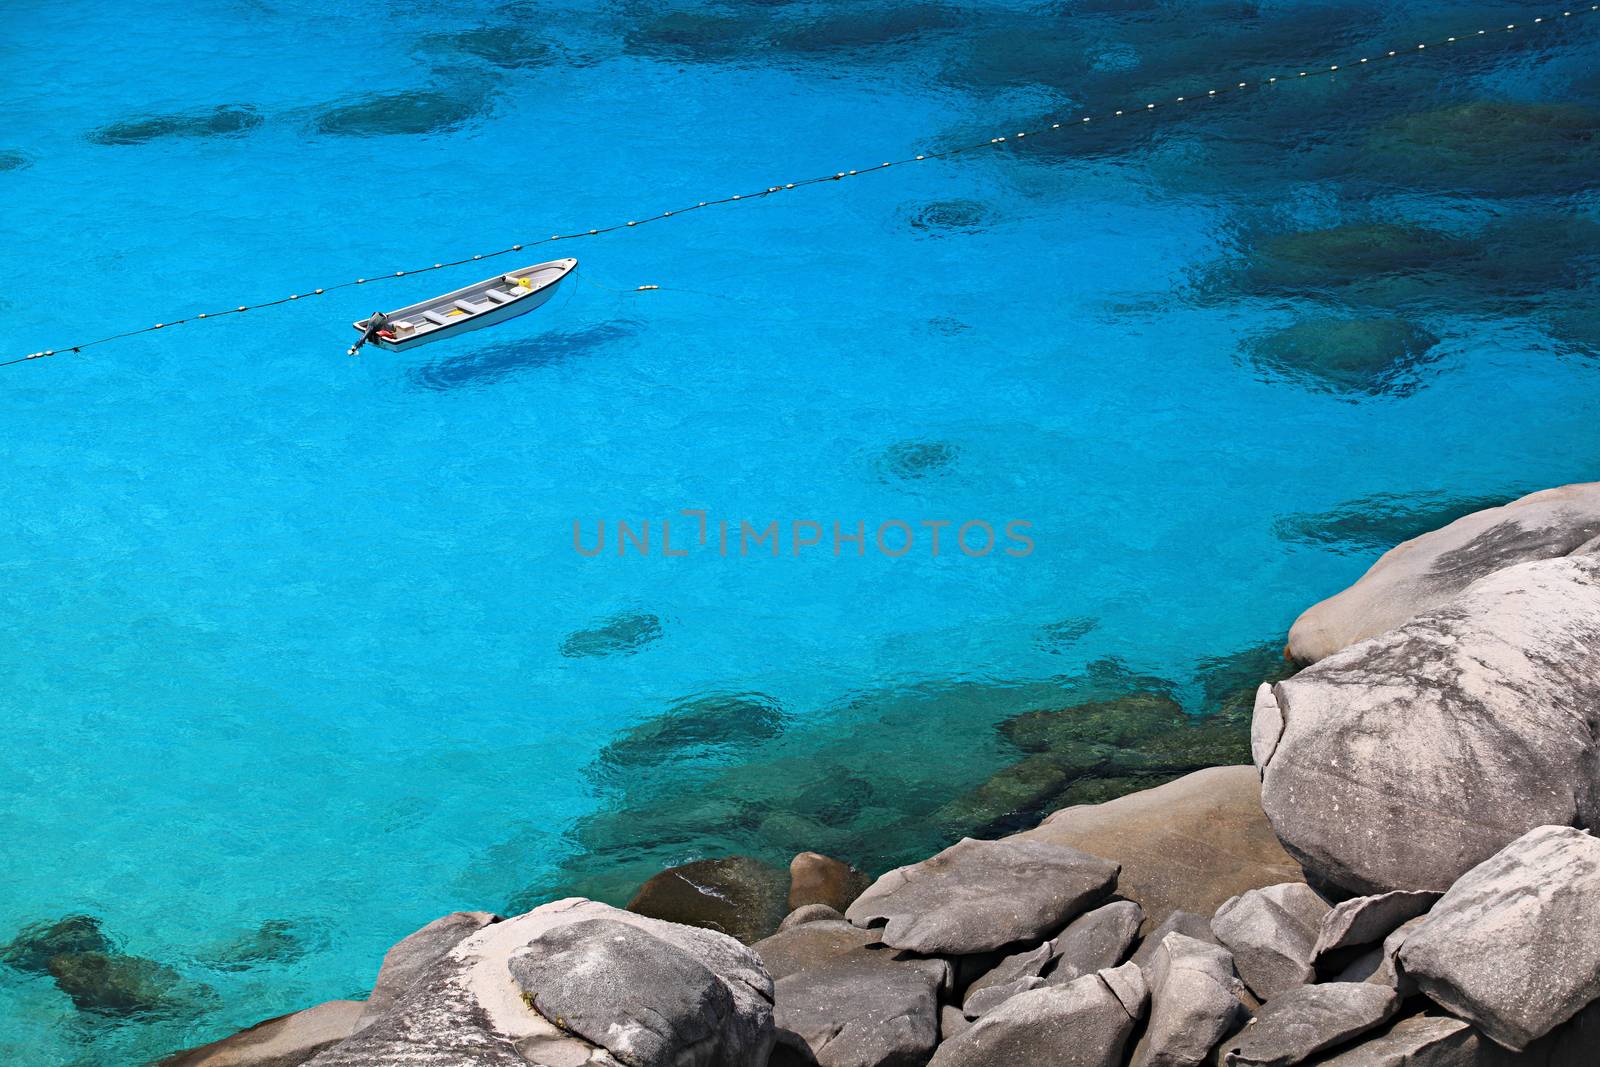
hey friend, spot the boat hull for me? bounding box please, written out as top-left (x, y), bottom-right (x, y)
top-left (352, 258), bottom-right (577, 353)
top-left (369, 283), bottom-right (561, 353)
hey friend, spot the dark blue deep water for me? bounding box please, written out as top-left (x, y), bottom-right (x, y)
top-left (2, 0), bottom-right (1598, 1061)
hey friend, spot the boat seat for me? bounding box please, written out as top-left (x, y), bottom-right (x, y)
top-left (455, 299), bottom-right (490, 314)
top-left (422, 310), bottom-right (452, 326)
top-left (485, 289), bottom-right (517, 304)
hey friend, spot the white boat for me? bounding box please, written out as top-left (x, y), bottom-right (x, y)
top-left (350, 257), bottom-right (578, 353)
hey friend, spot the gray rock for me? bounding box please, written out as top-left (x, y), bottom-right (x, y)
top-left (310, 899), bottom-right (774, 1067)
top-left (1223, 983), bottom-right (1401, 1066)
top-left (1131, 934), bottom-right (1249, 1067)
top-left (1286, 482), bottom-right (1600, 664)
top-left (962, 977), bottom-right (1045, 1019)
top-left (1398, 825), bottom-right (1600, 1051)
top-left (1333, 917), bottom-right (1424, 993)
top-left (507, 918), bottom-right (741, 1067)
top-left (1307, 1013), bottom-right (1508, 1066)
top-left (778, 904), bottom-right (844, 931)
top-left (928, 964), bottom-right (1146, 1067)
top-left (159, 1000), bottom-right (364, 1067)
top-left (1020, 767), bottom-right (1305, 934)
top-left (754, 918), bottom-right (880, 981)
top-left (845, 837), bottom-right (1118, 954)
top-left (1132, 912), bottom-right (1220, 972)
top-left (962, 941), bottom-right (1054, 1015)
top-left (1211, 884), bottom-right (1330, 1000)
top-left (961, 900), bottom-right (1144, 1019)
top-left (940, 1004), bottom-right (972, 1042)
top-left (773, 951), bottom-right (948, 1067)
top-left (359, 911), bottom-right (500, 1027)
top-left (1257, 556), bottom-right (1600, 895)
top-left (1313, 892), bottom-right (1439, 962)
top-left (1047, 900), bottom-right (1144, 986)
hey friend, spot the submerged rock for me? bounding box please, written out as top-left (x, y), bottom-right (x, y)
top-left (1286, 483), bottom-right (1600, 664)
top-left (1, 914), bottom-right (114, 973)
top-left (0, 149), bottom-right (30, 171)
top-left (1021, 766), bottom-right (1303, 932)
top-left (1209, 883), bottom-right (1329, 1001)
top-left (1239, 223), bottom-right (1472, 294)
top-left (905, 198), bottom-right (991, 236)
top-left (1273, 491), bottom-right (1519, 556)
top-left (559, 611), bottom-right (664, 658)
top-left (88, 104), bottom-right (262, 145)
top-left (418, 25), bottom-right (553, 69)
top-left (627, 855), bottom-right (790, 944)
top-left (999, 692), bottom-right (1185, 754)
top-left (48, 951), bottom-right (212, 1018)
top-left (1398, 826), bottom-right (1600, 1051)
top-left (846, 836), bottom-right (1118, 954)
top-left (596, 690), bottom-right (788, 773)
top-left (1242, 316), bottom-right (1440, 397)
top-left (1035, 616), bottom-right (1098, 653)
top-left (1260, 556), bottom-right (1600, 895)
top-left (772, 4), bottom-right (964, 54)
top-left (1363, 100), bottom-right (1600, 197)
top-left (875, 439), bottom-right (961, 482)
top-left (623, 10), bottom-right (767, 62)
top-left (197, 918), bottom-right (308, 971)
top-left (313, 89), bottom-right (485, 137)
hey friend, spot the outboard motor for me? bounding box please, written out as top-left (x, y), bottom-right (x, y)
top-left (348, 311), bottom-right (391, 356)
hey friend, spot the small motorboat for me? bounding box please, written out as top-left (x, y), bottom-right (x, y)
top-left (350, 257), bottom-right (578, 353)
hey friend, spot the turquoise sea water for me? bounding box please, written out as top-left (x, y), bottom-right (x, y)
top-left (2, 0), bottom-right (1598, 1061)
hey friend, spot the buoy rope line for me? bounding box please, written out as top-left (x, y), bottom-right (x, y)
top-left (7, 4), bottom-right (1595, 370)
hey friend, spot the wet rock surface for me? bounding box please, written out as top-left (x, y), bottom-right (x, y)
top-left (627, 855), bottom-right (791, 944)
top-left (788, 851), bottom-right (872, 914)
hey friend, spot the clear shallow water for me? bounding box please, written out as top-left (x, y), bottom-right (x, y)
top-left (2, 0), bottom-right (1598, 1060)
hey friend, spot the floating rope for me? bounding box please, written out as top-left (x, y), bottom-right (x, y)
top-left (7, 4), bottom-right (1596, 369)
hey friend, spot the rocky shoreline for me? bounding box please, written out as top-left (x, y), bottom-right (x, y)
top-left (18, 483), bottom-right (1600, 1066)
